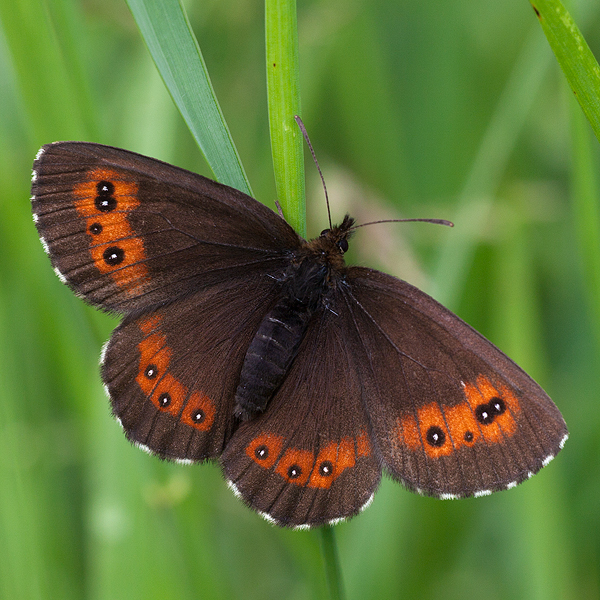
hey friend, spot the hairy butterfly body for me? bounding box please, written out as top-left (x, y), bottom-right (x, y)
top-left (31, 142), bottom-right (567, 528)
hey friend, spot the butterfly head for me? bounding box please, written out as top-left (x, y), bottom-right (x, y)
top-left (316, 214), bottom-right (355, 256)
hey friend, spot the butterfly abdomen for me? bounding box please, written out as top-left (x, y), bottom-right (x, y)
top-left (234, 257), bottom-right (330, 420)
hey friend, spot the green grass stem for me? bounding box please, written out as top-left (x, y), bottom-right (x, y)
top-left (319, 525), bottom-right (346, 600)
top-left (265, 0), bottom-right (305, 235)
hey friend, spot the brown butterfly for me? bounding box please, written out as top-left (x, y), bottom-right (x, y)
top-left (31, 141), bottom-right (567, 528)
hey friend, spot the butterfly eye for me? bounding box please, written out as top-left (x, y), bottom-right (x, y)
top-left (320, 228), bottom-right (330, 237)
top-left (337, 238), bottom-right (349, 253)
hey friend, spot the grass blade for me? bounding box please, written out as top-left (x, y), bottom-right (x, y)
top-left (570, 98), bottom-right (600, 348)
top-left (126, 0), bottom-right (252, 195)
top-left (531, 0), bottom-right (600, 143)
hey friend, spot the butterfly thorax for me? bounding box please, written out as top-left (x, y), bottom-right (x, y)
top-left (233, 216), bottom-right (354, 421)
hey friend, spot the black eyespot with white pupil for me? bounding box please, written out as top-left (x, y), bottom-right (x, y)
top-left (145, 364), bottom-right (158, 379)
top-left (319, 461), bottom-right (333, 477)
top-left (426, 426), bottom-right (446, 447)
top-left (464, 431), bottom-right (474, 442)
top-left (95, 181), bottom-right (116, 212)
top-left (89, 222), bottom-right (102, 235)
top-left (287, 465), bottom-right (302, 479)
top-left (192, 409), bottom-right (205, 423)
top-left (476, 396), bottom-right (507, 425)
top-left (158, 393), bottom-right (171, 408)
top-left (254, 445), bottom-right (268, 460)
top-left (476, 404), bottom-right (493, 424)
top-left (490, 397), bottom-right (506, 415)
top-left (97, 181), bottom-right (115, 195)
top-left (103, 246), bottom-right (124, 266)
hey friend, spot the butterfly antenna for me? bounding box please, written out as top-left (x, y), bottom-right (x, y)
top-left (351, 218), bottom-right (454, 230)
top-left (294, 116), bottom-right (451, 232)
top-left (295, 115), bottom-right (332, 229)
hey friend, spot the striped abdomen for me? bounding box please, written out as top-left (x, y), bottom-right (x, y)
top-left (234, 259), bottom-right (328, 420)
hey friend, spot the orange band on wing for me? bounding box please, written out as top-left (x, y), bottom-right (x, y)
top-left (136, 316), bottom-right (215, 431)
top-left (246, 430), bottom-right (372, 489)
top-left (398, 375), bottom-right (521, 458)
top-left (139, 314), bottom-right (162, 335)
top-left (74, 168), bottom-right (148, 295)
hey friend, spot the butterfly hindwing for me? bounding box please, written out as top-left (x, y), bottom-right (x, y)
top-left (221, 305), bottom-right (381, 528)
top-left (31, 142), bottom-right (301, 312)
top-left (343, 267), bottom-right (568, 498)
top-left (103, 275), bottom-right (284, 461)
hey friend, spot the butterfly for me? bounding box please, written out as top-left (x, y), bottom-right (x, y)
top-left (31, 141), bottom-right (568, 528)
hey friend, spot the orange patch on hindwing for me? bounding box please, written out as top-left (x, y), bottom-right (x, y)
top-left (135, 316), bottom-right (215, 430)
top-left (275, 449), bottom-right (315, 486)
top-left (308, 437), bottom-right (357, 489)
top-left (246, 431), bottom-right (372, 489)
top-left (246, 433), bottom-right (284, 469)
top-left (73, 168), bottom-right (148, 294)
top-left (398, 375), bottom-right (521, 458)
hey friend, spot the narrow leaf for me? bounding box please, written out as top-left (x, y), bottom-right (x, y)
top-left (531, 0), bottom-right (600, 143)
top-left (126, 0), bottom-right (252, 195)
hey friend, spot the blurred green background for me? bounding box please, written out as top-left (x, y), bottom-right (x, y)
top-left (1, 0), bottom-right (599, 598)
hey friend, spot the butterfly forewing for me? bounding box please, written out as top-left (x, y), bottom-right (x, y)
top-left (343, 267), bottom-right (568, 498)
top-left (31, 142), bottom-right (301, 312)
